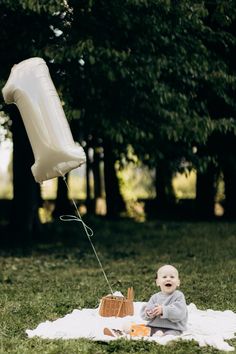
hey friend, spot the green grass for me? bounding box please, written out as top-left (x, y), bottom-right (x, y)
top-left (0, 219), bottom-right (236, 353)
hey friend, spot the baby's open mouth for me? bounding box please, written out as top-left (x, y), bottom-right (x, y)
top-left (165, 283), bottom-right (172, 287)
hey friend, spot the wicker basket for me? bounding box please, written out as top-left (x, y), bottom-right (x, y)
top-left (99, 287), bottom-right (134, 317)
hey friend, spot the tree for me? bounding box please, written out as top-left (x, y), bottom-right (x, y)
top-left (46, 1), bottom-right (213, 216)
top-left (1, 0), bottom-right (236, 232)
top-left (194, 1), bottom-right (236, 218)
top-left (129, 1), bottom-right (236, 218)
top-left (8, 105), bottom-right (42, 246)
top-left (0, 0), bottom-right (65, 244)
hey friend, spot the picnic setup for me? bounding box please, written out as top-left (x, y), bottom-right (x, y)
top-left (25, 289), bottom-right (236, 351)
top-left (1, 3), bottom-right (236, 353)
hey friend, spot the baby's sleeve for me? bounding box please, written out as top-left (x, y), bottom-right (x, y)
top-left (140, 295), bottom-right (157, 320)
top-left (162, 292), bottom-right (187, 322)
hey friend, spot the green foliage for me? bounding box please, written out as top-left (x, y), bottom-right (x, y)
top-left (1, 0), bottom-right (236, 168)
top-left (0, 219), bottom-right (236, 353)
top-left (47, 0), bottom-right (236, 172)
top-left (172, 171), bottom-right (196, 199)
top-left (0, 0), bottom-right (236, 211)
top-left (116, 148), bottom-right (155, 201)
top-left (0, 0), bottom-right (65, 87)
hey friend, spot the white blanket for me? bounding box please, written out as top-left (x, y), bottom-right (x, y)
top-left (26, 302), bottom-right (236, 352)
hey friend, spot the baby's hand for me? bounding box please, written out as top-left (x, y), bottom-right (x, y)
top-left (146, 308), bottom-right (156, 318)
top-left (151, 305), bottom-right (163, 317)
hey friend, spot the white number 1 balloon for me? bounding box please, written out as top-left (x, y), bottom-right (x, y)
top-left (2, 57), bottom-right (86, 183)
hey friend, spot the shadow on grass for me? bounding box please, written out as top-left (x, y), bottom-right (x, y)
top-left (0, 215), bottom-right (142, 255)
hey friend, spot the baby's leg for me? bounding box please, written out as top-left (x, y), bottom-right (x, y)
top-left (149, 327), bottom-right (164, 336)
top-left (152, 330), bottom-right (164, 337)
top-left (162, 329), bottom-right (182, 336)
top-left (149, 327), bottom-right (182, 337)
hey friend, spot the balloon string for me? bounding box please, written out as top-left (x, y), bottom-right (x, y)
top-left (58, 173), bottom-right (113, 295)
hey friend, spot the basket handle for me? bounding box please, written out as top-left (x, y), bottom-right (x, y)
top-left (116, 298), bottom-right (125, 317)
top-left (127, 287), bottom-right (134, 300)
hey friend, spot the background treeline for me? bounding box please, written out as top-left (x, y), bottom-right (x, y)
top-left (0, 0), bottom-right (236, 245)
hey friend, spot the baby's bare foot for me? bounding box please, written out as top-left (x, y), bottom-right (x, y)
top-left (153, 330), bottom-right (164, 337)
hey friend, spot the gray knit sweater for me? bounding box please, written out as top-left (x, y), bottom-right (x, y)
top-left (140, 290), bottom-right (188, 332)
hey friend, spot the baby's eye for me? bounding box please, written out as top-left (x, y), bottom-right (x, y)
top-left (170, 276), bottom-right (175, 278)
top-left (163, 276), bottom-right (167, 278)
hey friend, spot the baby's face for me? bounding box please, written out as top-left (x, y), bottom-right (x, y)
top-left (156, 265), bottom-right (180, 294)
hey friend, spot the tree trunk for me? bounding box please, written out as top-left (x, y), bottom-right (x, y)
top-left (150, 161), bottom-right (175, 218)
top-left (53, 175), bottom-right (74, 218)
top-left (222, 155), bottom-right (236, 219)
top-left (92, 146), bottom-right (104, 214)
top-left (9, 105), bottom-right (41, 247)
top-left (196, 164), bottom-right (216, 219)
top-left (93, 147), bottom-right (103, 199)
top-left (84, 144), bottom-right (95, 214)
top-left (103, 140), bottom-right (125, 218)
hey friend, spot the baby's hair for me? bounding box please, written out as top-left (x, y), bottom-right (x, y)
top-left (156, 264), bottom-right (179, 278)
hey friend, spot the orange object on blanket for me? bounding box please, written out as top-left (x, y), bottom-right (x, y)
top-left (130, 323), bottom-right (151, 337)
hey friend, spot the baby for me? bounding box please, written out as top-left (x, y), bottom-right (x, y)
top-left (141, 264), bottom-right (188, 336)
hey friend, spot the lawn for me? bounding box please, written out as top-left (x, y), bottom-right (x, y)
top-left (0, 218), bottom-right (236, 353)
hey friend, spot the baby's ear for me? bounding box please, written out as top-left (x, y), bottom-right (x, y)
top-left (177, 279), bottom-right (180, 287)
top-left (156, 277), bottom-right (160, 286)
